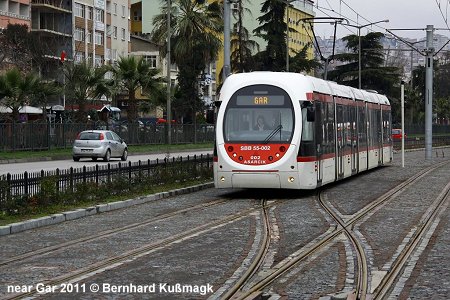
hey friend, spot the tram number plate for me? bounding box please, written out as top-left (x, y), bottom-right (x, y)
top-left (240, 146), bottom-right (271, 151)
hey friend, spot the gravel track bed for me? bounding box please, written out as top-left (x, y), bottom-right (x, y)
top-left (0, 195), bottom-right (254, 297)
top-left (42, 218), bottom-right (255, 300)
top-left (398, 205), bottom-right (450, 299)
top-left (274, 196), bottom-right (330, 265)
top-left (270, 243), bottom-right (345, 299)
top-left (0, 188), bottom-right (233, 261)
top-left (360, 164), bottom-right (450, 269)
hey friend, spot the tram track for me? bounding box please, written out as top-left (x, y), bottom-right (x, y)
top-left (5, 201), bottom-right (277, 300)
top-left (221, 200), bottom-right (272, 300)
top-left (230, 159), bottom-right (450, 300)
top-left (372, 180), bottom-right (450, 299)
top-left (0, 198), bottom-right (230, 268)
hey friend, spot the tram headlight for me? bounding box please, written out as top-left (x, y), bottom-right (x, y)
top-left (279, 146), bottom-right (286, 152)
top-left (220, 176), bottom-right (225, 182)
top-left (288, 177), bottom-right (295, 183)
top-left (227, 146), bottom-right (234, 152)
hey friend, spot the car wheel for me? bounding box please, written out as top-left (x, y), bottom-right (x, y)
top-left (92, 157), bottom-right (98, 162)
top-left (121, 149), bottom-right (128, 161)
top-left (103, 149), bottom-right (111, 162)
top-left (73, 156), bottom-right (80, 162)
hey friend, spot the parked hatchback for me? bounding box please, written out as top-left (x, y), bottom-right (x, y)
top-left (72, 130), bottom-right (128, 162)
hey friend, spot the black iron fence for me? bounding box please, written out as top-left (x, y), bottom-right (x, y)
top-left (0, 122), bottom-right (215, 151)
top-left (0, 154), bottom-right (213, 215)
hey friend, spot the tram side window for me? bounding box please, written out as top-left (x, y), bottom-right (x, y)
top-left (336, 104), bottom-right (344, 149)
top-left (358, 106), bottom-right (367, 149)
top-left (327, 102), bottom-right (335, 154)
top-left (299, 106), bottom-right (315, 156)
top-left (382, 110), bottom-right (391, 144)
top-left (315, 101), bottom-right (324, 153)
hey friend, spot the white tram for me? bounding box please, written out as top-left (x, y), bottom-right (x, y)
top-left (213, 72), bottom-right (393, 189)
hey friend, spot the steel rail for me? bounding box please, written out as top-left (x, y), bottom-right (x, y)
top-left (5, 202), bottom-right (279, 300)
top-left (318, 192), bottom-right (369, 300)
top-left (222, 200), bottom-right (272, 300)
top-left (233, 159), bottom-right (450, 299)
top-left (0, 198), bottom-right (230, 267)
top-left (373, 180), bottom-right (450, 299)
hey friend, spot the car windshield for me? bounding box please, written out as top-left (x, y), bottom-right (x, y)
top-left (79, 132), bottom-right (102, 140)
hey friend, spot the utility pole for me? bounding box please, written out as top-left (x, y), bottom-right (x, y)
top-left (425, 25), bottom-right (434, 160)
top-left (223, 0), bottom-right (231, 79)
top-left (166, 0), bottom-right (171, 144)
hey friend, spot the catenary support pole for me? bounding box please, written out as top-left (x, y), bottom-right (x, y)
top-left (401, 81), bottom-right (405, 167)
top-left (167, 0), bottom-right (171, 144)
top-left (425, 25), bottom-right (434, 160)
top-left (223, 0), bottom-right (231, 78)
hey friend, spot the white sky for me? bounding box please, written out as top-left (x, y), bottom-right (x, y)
top-left (313, 0), bottom-right (450, 40)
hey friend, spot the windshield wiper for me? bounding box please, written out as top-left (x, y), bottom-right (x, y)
top-left (263, 125), bottom-right (282, 144)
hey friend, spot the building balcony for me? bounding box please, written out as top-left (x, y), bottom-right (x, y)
top-left (31, 0), bottom-right (71, 13)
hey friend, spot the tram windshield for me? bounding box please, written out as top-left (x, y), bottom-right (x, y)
top-left (223, 85), bottom-right (294, 143)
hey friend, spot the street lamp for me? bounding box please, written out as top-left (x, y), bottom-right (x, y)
top-left (345, 19), bottom-right (389, 89)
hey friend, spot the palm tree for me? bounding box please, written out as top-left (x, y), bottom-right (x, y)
top-left (110, 55), bottom-right (164, 122)
top-left (151, 0), bottom-right (222, 122)
top-left (0, 68), bottom-right (43, 122)
top-left (62, 61), bottom-right (111, 122)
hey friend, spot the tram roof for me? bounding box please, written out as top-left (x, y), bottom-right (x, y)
top-left (222, 72), bottom-right (390, 106)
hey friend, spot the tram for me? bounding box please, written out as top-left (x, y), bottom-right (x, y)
top-left (213, 72), bottom-right (392, 189)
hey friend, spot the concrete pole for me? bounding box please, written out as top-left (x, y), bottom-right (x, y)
top-left (425, 25), bottom-right (434, 160)
top-left (223, 0), bottom-right (231, 79)
top-left (167, 0), bottom-right (171, 144)
top-left (358, 27), bottom-right (362, 89)
top-left (401, 81), bottom-right (405, 167)
top-left (286, 5), bottom-right (289, 72)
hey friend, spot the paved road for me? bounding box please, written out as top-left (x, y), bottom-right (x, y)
top-left (0, 150), bottom-right (213, 176)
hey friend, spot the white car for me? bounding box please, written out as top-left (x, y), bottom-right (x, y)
top-left (72, 130), bottom-right (128, 162)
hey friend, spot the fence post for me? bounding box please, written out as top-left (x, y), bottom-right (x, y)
top-left (24, 171), bottom-right (28, 196)
top-left (70, 167), bottom-right (74, 192)
top-left (148, 159), bottom-right (151, 176)
top-left (107, 163), bottom-right (111, 183)
top-left (56, 168), bottom-right (60, 194)
top-left (128, 161), bottom-right (132, 183)
top-left (7, 173), bottom-right (11, 201)
top-left (83, 166), bottom-right (86, 183)
top-left (96, 165), bottom-right (99, 185)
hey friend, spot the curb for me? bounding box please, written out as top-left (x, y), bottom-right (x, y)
top-left (0, 182), bottom-right (214, 237)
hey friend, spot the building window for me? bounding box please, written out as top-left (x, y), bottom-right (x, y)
top-left (113, 3), bottom-right (117, 15)
top-left (95, 55), bottom-right (103, 67)
top-left (74, 27), bottom-right (84, 41)
top-left (87, 30), bottom-right (93, 43)
top-left (87, 6), bottom-right (93, 20)
top-left (122, 5), bottom-right (125, 17)
top-left (95, 8), bottom-right (104, 22)
top-left (95, 31), bottom-right (104, 45)
top-left (113, 26), bottom-right (117, 39)
top-left (121, 28), bottom-right (125, 40)
top-left (133, 11), bottom-right (138, 21)
top-left (143, 55), bottom-right (157, 68)
top-left (74, 3), bottom-right (85, 18)
top-left (75, 51), bottom-right (84, 63)
top-left (112, 49), bottom-right (117, 61)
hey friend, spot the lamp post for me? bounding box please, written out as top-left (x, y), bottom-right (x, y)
top-left (166, 0), bottom-right (171, 144)
top-left (345, 19), bottom-right (389, 89)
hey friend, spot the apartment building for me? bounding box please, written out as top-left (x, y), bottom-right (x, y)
top-left (0, 0), bottom-right (30, 28)
top-left (73, 0), bottom-right (129, 66)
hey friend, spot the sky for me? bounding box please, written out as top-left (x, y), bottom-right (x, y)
top-left (313, 0), bottom-right (450, 40)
